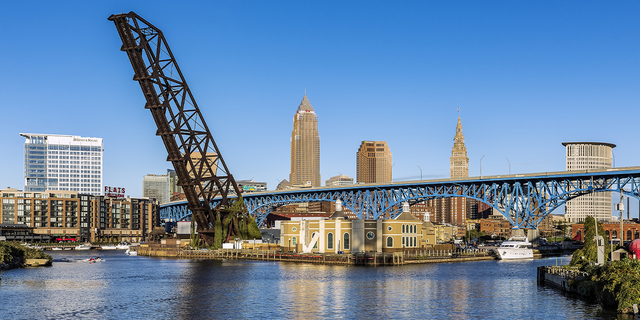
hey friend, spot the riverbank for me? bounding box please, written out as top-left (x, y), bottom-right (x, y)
top-left (538, 260), bottom-right (640, 315)
top-left (0, 242), bottom-right (52, 270)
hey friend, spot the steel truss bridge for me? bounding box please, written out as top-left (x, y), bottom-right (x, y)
top-left (160, 166), bottom-right (640, 229)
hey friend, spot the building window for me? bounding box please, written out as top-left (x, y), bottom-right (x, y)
top-left (387, 226), bottom-right (392, 231)
top-left (367, 231), bottom-right (375, 240)
top-left (402, 224), bottom-right (405, 233)
top-left (292, 226), bottom-right (297, 232)
top-left (292, 237), bottom-right (297, 246)
top-left (402, 236), bottom-right (405, 246)
top-left (312, 232), bottom-right (318, 249)
top-left (327, 233), bottom-right (334, 250)
top-left (387, 236), bottom-right (393, 247)
top-left (627, 230), bottom-right (632, 241)
top-left (343, 233), bottom-right (350, 250)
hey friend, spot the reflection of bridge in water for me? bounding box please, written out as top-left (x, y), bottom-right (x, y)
top-left (161, 166), bottom-right (640, 229)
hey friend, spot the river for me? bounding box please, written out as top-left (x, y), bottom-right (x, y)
top-left (0, 250), bottom-right (630, 319)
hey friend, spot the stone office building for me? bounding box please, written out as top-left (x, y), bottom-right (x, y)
top-left (0, 188), bottom-right (159, 243)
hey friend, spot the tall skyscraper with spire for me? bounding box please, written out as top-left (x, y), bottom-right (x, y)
top-left (290, 94), bottom-right (321, 187)
top-left (450, 117), bottom-right (469, 178)
top-left (426, 116), bottom-right (476, 225)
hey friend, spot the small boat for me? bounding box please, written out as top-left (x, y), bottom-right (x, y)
top-left (75, 244), bottom-right (92, 250)
top-left (82, 257), bottom-right (104, 263)
top-left (63, 247), bottom-right (72, 251)
top-left (125, 248), bottom-right (138, 256)
top-left (116, 243), bottom-right (130, 250)
top-left (101, 245), bottom-right (117, 250)
top-left (51, 247), bottom-right (63, 251)
top-left (496, 236), bottom-right (534, 260)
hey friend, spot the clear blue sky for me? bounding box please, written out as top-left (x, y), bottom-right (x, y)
top-left (1, 1), bottom-right (639, 217)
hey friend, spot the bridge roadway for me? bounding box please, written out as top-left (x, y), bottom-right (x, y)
top-left (160, 166), bottom-right (640, 229)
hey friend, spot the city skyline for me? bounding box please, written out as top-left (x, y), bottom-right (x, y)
top-left (1, 2), bottom-right (639, 218)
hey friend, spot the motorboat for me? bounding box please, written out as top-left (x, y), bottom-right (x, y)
top-left (101, 245), bottom-right (117, 250)
top-left (116, 243), bottom-right (130, 250)
top-left (495, 236), bottom-right (534, 260)
top-left (82, 257), bottom-right (104, 263)
top-left (125, 248), bottom-right (138, 256)
top-left (51, 247), bottom-right (63, 251)
top-left (75, 244), bottom-right (92, 250)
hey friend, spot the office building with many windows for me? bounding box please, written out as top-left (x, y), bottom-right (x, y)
top-left (563, 142), bottom-right (615, 222)
top-left (0, 187), bottom-right (159, 243)
top-left (290, 94), bottom-right (321, 187)
top-left (356, 141), bottom-right (392, 184)
top-left (21, 133), bottom-right (103, 195)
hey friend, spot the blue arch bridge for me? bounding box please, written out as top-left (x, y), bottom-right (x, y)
top-left (160, 166), bottom-right (640, 230)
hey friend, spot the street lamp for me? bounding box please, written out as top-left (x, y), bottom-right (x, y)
top-left (505, 158), bottom-right (511, 175)
top-left (480, 155), bottom-right (486, 178)
top-left (417, 165), bottom-right (422, 180)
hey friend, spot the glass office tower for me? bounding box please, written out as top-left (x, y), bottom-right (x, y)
top-left (21, 133), bottom-right (103, 195)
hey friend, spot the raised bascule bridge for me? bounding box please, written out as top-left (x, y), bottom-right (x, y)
top-left (109, 12), bottom-right (640, 244)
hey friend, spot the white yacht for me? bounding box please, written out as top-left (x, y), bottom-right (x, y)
top-left (116, 243), bottom-right (130, 250)
top-left (495, 237), bottom-right (534, 260)
top-left (125, 248), bottom-right (138, 256)
top-left (101, 245), bottom-right (117, 250)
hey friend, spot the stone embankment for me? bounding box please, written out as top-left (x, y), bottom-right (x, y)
top-left (137, 242), bottom-right (496, 265)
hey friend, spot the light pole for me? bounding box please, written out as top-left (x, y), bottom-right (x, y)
top-left (417, 165), bottom-right (422, 180)
top-left (612, 152), bottom-right (615, 168)
top-left (505, 158), bottom-right (511, 175)
top-left (480, 155), bottom-right (486, 178)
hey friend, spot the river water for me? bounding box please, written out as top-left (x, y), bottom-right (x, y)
top-left (0, 251), bottom-right (630, 319)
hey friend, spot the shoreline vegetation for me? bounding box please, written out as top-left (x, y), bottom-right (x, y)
top-left (0, 242), bottom-right (53, 270)
top-left (563, 216), bottom-right (640, 314)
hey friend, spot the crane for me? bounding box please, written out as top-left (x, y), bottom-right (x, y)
top-left (108, 12), bottom-right (245, 246)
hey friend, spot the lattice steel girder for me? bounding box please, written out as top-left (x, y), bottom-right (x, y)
top-left (160, 167), bottom-right (640, 229)
top-left (109, 12), bottom-right (242, 234)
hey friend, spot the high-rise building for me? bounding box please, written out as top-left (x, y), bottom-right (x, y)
top-left (325, 174), bottom-right (354, 187)
top-left (563, 142), bottom-right (615, 223)
top-left (427, 117), bottom-right (475, 225)
top-left (356, 141), bottom-right (392, 183)
top-left (450, 117), bottom-right (469, 178)
top-left (289, 95), bottom-right (321, 187)
top-left (143, 174), bottom-right (170, 204)
top-left (167, 169), bottom-right (182, 198)
top-left (21, 133), bottom-right (103, 195)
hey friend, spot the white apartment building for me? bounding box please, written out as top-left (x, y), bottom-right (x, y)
top-left (21, 133), bottom-right (103, 195)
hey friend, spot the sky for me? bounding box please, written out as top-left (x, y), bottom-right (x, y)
top-left (1, 1), bottom-right (639, 217)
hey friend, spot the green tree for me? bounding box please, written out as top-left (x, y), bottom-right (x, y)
top-left (570, 216), bottom-right (611, 266)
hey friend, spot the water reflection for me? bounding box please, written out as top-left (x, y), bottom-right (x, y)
top-left (0, 253), bottom-right (629, 319)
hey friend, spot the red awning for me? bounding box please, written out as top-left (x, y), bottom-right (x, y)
top-left (573, 234), bottom-right (582, 241)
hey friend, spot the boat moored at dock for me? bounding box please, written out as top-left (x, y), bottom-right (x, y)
top-left (496, 237), bottom-right (533, 260)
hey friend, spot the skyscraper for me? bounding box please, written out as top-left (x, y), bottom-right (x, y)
top-left (356, 141), bottom-right (392, 183)
top-left (450, 117), bottom-right (469, 178)
top-left (290, 94), bottom-right (321, 187)
top-left (143, 173), bottom-right (170, 204)
top-left (563, 142), bottom-right (615, 223)
top-left (21, 133), bottom-right (103, 195)
top-left (426, 117), bottom-right (474, 224)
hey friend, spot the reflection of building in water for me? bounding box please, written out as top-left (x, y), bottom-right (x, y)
top-left (280, 201), bottom-right (437, 253)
